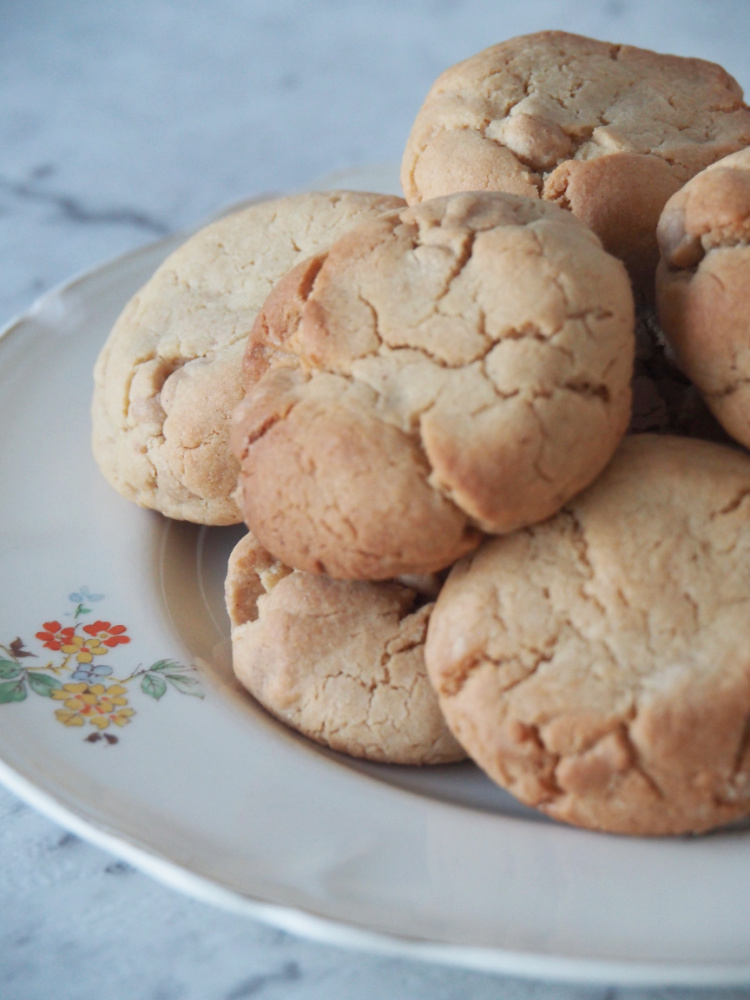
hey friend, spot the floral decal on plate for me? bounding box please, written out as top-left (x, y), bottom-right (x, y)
top-left (0, 589), bottom-right (203, 744)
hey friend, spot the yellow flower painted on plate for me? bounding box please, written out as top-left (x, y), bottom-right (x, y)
top-left (54, 709), bottom-right (86, 727)
top-left (52, 682), bottom-right (134, 730)
top-left (60, 634), bottom-right (107, 664)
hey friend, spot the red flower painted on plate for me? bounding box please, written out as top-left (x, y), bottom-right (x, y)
top-left (35, 621), bottom-right (76, 651)
top-left (82, 621), bottom-right (130, 648)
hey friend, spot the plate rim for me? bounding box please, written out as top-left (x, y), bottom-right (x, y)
top-left (4, 753), bottom-right (750, 987)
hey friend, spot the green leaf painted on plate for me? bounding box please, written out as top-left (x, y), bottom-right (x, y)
top-left (27, 672), bottom-right (62, 697)
top-left (0, 679), bottom-right (27, 703)
top-left (0, 660), bottom-right (23, 679)
top-left (141, 672), bottom-right (167, 700)
top-left (148, 659), bottom-right (183, 673)
top-left (164, 673), bottom-right (203, 698)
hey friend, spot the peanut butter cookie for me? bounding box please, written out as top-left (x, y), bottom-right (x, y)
top-left (401, 31), bottom-right (750, 296)
top-left (225, 532), bottom-right (464, 765)
top-left (92, 190), bottom-right (404, 524)
top-left (656, 148), bottom-right (750, 449)
top-left (232, 191), bottom-right (634, 579)
top-left (426, 434), bottom-right (750, 835)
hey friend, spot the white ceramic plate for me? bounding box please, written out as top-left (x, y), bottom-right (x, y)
top-left (2, 166), bottom-right (750, 988)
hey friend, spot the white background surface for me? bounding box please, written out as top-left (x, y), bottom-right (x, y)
top-left (4, 2), bottom-right (750, 998)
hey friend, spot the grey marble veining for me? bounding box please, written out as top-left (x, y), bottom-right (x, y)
top-left (3, 2), bottom-right (750, 997)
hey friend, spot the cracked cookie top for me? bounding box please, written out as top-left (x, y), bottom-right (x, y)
top-left (91, 189), bottom-right (405, 524)
top-left (425, 433), bottom-right (750, 835)
top-left (224, 531), bottom-right (465, 765)
top-left (231, 191), bottom-right (635, 580)
top-left (401, 31), bottom-right (750, 296)
top-left (656, 148), bottom-right (750, 449)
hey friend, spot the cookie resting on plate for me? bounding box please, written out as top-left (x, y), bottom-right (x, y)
top-left (401, 30), bottom-right (750, 296)
top-left (425, 434), bottom-right (750, 836)
top-left (656, 148), bottom-right (750, 450)
top-left (91, 189), bottom-right (404, 524)
top-left (224, 532), bottom-right (464, 765)
top-left (231, 190), bottom-right (635, 580)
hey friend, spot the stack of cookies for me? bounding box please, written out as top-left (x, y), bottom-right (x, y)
top-left (93, 31), bottom-right (750, 836)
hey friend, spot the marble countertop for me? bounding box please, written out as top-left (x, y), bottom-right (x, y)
top-left (4, 2), bottom-right (750, 998)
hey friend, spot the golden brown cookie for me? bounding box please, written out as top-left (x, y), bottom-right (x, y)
top-left (401, 31), bottom-right (750, 296)
top-left (231, 191), bottom-right (634, 580)
top-left (225, 532), bottom-right (464, 765)
top-left (656, 148), bottom-right (750, 449)
top-left (425, 434), bottom-right (750, 836)
top-left (92, 190), bottom-right (404, 524)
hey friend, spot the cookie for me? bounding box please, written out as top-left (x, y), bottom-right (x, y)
top-left (656, 148), bottom-right (750, 449)
top-left (231, 191), bottom-right (634, 580)
top-left (401, 31), bottom-right (750, 296)
top-left (224, 532), bottom-right (464, 765)
top-left (92, 189), bottom-right (405, 524)
top-left (425, 434), bottom-right (750, 836)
